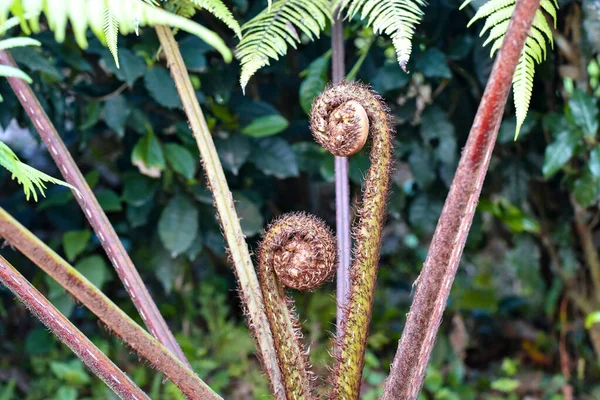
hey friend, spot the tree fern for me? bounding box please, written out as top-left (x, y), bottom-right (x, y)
top-left (334, 0), bottom-right (427, 71)
top-left (0, 16), bottom-right (38, 101)
top-left (0, 141), bottom-right (77, 201)
top-left (168, 0), bottom-right (241, 39)
top-left (235, 0), bottom-right (331, 92)
top-left (1, 0), bottom-right (232, 68)
top-left (460, 0), bottom-right (558, 139)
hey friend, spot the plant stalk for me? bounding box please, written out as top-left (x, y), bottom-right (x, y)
top-left (331, 8), bottom-right (351, 333)
top-left (0, 50), bottom-right (190, 368)
top-left (0, 255), bottom-right (150, 400)
top-left (0, 207), bottom-right (221, 400)
top-left (381, 0), bottom-right (541, 398)
top-left (154, 26), bottom-right (285, 399)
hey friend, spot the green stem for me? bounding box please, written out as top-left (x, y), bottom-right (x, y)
top-left (0, 256), bottom-right (150, 400)
top-left (311, 83), bottom-right (393, 399)
top-left (0, 207), bottom-right (221, 400)
top-left (154, 26), bottom-right (285, 399)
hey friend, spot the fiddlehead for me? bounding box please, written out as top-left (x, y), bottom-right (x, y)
top-left (311, 82), bottom-right (393, 399)
top-left (258, 212), bottom-right (337, 399)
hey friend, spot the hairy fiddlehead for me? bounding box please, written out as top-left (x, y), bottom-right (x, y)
top-left (311, 82), bottom-right (393, 399)
top-left (258, 212), bottom-right (337, 399)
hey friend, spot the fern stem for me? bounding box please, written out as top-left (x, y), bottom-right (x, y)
top-left (0, 207), bottom-right (221, 400)
top-left (331, 10), bottom-right (352, 337)
top-left (381, 0), bottom-right (541, 398)
top-left (311, 83), bottom-right (393, 399)
top-left (154, 26), bottom-right (285, 399)
top-left (0, 50), bottom-right (191, 369)
top-left (0, 255), bottom-right (150, 400)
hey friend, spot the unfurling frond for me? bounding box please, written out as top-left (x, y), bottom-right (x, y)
top-left (461, 0), bottom-right (558, 139)
top-left (235, 0), bottom-right (331, 92)
top-left (1, 0), bottom-right (232, 67)
top-left (334, 0), bottom-right (427, 71)
top-left (0, 141), bottom-right (77, 202)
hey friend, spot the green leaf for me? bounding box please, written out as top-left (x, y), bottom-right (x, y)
top-left (102, 94), bottom-right (130, 137)
top-left (62, 230), bottom-right (91, 262)
top-left (96, 189), bottom-right (122, 212)
top-left (215, 135), bottom-right (251, 175)
top-left (144, 67), bottom-right (182, 109)
top-left (490, 378), bottom-right (520, 393)
top-left (25, 328), bottom-right (55, 355)
top-left (158, 195), bottom-right (199, 257)
top-left (242, 115), bottom-right (289, 138)
top-left (102, 48), bottom-right (145, 86)
top-left (233, 192), bottom-right (264, 236)
top-left (49, 360), bottom-right (91, 386)
top-left (415, 49), bottom-right (452, 79)
top-left (585, 311), bottom-right (600, 329)
top-left (10, 47), bottom-right (61, 79)
top-left (542, 128), bottom-right (582, 178)
top-left (573, 168), bottom-right (600, 207)
top-left (122, 173), bottom-right (159, 206)
top-left (75, 255), bottom-right (110, 290)
top-left (569, 89), bottom-right (599, 138)
top-left (250, 138), bottom-right (299, 179)
top-left (131, 132), bottom-right (166, 178)
top-left (165, 143), bottom-right (197, 179)
top-left (299, 54), bottom-right (330, 114)
top-left (372, 63), bottom-right (410, 94)
top-left (0, 64), bottom-right (32, 83)
top-left (591, 145), bottom-right (600, 178)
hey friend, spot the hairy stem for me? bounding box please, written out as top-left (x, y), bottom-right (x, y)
top-left (0, 256), bottom-right (150, 400)
top-left (0, 50), bottom-right (190, 367)
top-left (0, 207), bottom-right (221, 400)
top-left (382, 0), bottom-right (541, 398)
top-left (310, 83), bottom-right (393, 399)
top-left (331, 8), bottom-right (351, 335)
top-left (154, 26), bottom-right (285, 398)
top-left (258, 213), bottom-right (337, 399)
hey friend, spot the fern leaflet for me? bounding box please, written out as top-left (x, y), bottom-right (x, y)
top-left (1, 0), bottom-right (232, 67)
top-left (460, 0), bottom-right (558, 139)
top-left (334, 0), bottom-right (427, 71)
top-left (235, 0), bottom-right (331, 92)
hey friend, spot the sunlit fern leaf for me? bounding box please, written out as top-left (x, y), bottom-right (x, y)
top-left (1, 0), bottom-right (232, 66)
top-left (235, 0), bottom-right (331, 92)
top-left (0, 17), bottom-right (39, 101)
top-left (0, 141), bottom-right (78, 202)
top-left (334, 0), bottom-right (427, 71)
top-left (188, 0), bottom-right (242, 39)
top-left (461, 0), bottom-right (558, 139)
top-left (103, 8), bottom-right (120, 68)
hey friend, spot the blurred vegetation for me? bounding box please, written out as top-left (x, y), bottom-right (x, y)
top-left (0, 0), bottom-right (600, 399)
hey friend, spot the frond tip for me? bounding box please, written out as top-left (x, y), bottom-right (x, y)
top-left (462, 0), bottom-right (558, 139)
top-left (335, 0), bottom-right (427, 71)
top-left (0, 141), bottom-right (78, 201)
top-left (235, 0), bottom-right (331, 92)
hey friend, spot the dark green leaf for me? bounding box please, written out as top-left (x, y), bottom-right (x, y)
top-left (158, 195), bottom-right (199, 257)
top-left (11, 47), bottom-right (61, 79)
top-left (25, 329), bottom-right (55, 355)
top-left (103, 94), bottom-right (130, 137)
top-left (131, 132), bottom-right (165, 178)
top-left (96, 189), bottom-right (122, 212)
top-left (165, 143), bottom-right (197, 179)
top-left (122, 174), bottom-right (159, 206)
top-left (591, 145), bottom-right (600, 178)
top-left (62, 230), bottom-right (91, 262)
top-left (144, 67), bottom-right (182, 109)
top-left (216, 135), bottom-right (251, 175)
top-left (242, 115), bottom-right (289, 138)
top-left (299, 55), bottom-right (330, 114)
top-left (542, 128), bottom-right (582, 178)
top-left (573, 168), bottom-right (600, 206)
top-left (233, 192), bottom-right (263, 236)
top-left (569, 89), bottom-right (599, 137)
top-left (415, 49), bottom-right (452, 79)
top-left (103, 48), bottom-right (145, 86)
top-left (250, 138), bottom-right (299, 179)
top-left (372, 63), bottom-right (410, 93)
top-left (75, 255), bottom-right (110, 290)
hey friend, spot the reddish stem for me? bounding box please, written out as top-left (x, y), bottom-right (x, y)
top-left (0, 256), bottom-right (150, 400)
top-left (0, 50), bottom-right (190, 368)
top-left (381, 0), bottom-right (540, 398)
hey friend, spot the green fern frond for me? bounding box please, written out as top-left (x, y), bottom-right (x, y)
top-left (463, 0), bottom-right (558, 139)
top-left (103, 8), bottom-right (120, 68)
top-left (1, 0), bottom-right (232, 66)
top-left (0, 141), bottom-right (78, 202)
top-left (235, 0), bottom-right (331, 92)
top-left (0, 18), bottom-right (39, 101)
top-left (188, 0), bottom-right (241, 39)
top-left (335, 0), bottom-right (427, 71)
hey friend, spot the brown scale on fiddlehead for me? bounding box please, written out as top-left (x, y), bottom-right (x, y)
top-left (258, 212), bottom-right (337, 399)
top-left (311, 82), bottom-right (393, 399)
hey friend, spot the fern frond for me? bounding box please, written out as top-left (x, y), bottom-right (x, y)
top-left (1, 0), bottom-right (232, 66)
top-left (188, 0), bottom-right (242, 39)
top-left (0, 141), bottom-right (78, 201)
top-left (336, 0), bottom-right (427, 71)
top-left (463, 0), bottom-right (558, 139)
top-left (235, 0), bottom-right (331, 92)
top-left (0, 21), bottom-right (39, 101)
top-left (103, 8), bottom-right (120, 68)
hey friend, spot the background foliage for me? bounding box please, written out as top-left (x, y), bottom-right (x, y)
top-left (1, 0), bottom-right (600, 398)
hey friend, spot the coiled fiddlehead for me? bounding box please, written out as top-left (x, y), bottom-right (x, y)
top-left (259, 82), bottom-right (392, 400)
top-left (311, 82), bottom-right (393, 399)
top-left (258, 212), bottom-right (337, 399)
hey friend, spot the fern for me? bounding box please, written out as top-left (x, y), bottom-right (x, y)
top-left (460, 0), bottom-right (558, 139)
top-left (1, 0), bottom-right (232, 68)
top-left (334, 0), bottom-right (427, 71)
top-left (0, 141), bottom-right (78, 201)
top-left (235, 0), bottom-right (331, 92)
top-left (168, 0), bottom-right (241, 39)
